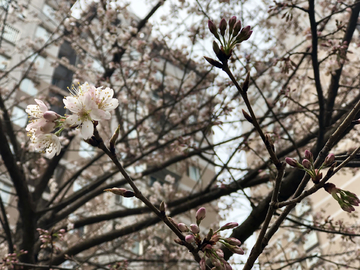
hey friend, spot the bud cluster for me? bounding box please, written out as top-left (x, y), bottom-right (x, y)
top-left (25, 82), bottom-right (119, 158)
top-left (285, 150), bottom-right (336, 184)
top-left (324, 183), bottom-right (360, 213)
top-left (286, 151), bottom-right (360, 213)
top-left (175, 207), bottom-right (243, 270)
top-left (37, 228), bottom-right (66, 250)
top-left (1, 247), bottom-right (27, 270)
top-left (205, 16), bottom-right (252, 68)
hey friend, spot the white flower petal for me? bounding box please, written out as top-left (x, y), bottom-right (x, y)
top-left (65, 115), bottom-right (82, 127)
top-left (81, 119), bottom-right (94, 139)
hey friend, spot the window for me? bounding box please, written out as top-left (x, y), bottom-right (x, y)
top-left (11, 106), bottom-right (27, 127)
top-left (0, 24), bottom-right (20, 43)
top-left (35, 26), bottom-right (50, 41)
top-left (42, 4), bottom-right (56, 22)
top-left (20, 78), bottom-right (38, 96)
top-left (188, 165), bottom-right (200, 180)
top-left (28, 54), bottom-right (46, 69)
top-left (0, 181), bottom-right (12, 205)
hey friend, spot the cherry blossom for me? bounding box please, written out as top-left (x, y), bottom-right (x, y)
top-left (29, 133), bottom-right (61, 158)
top-left (25, 99), bottom-right (60, 135)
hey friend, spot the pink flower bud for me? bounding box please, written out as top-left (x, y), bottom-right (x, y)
top-left (216, 249), bottom-right (224, 258)
top-left (324, 153), bottom-right (335, 166)
top-left (178, 223), bottom-right (189, 232)
top-left (302, 159), bottom-right (311, 169)
top-left (229, 16), bottom-right (237, 30)
top-left (210, 233), bottom-right (221, 242)
top-left (208, 20), bottom-right (219, 38)
top-left (231, 246), bottom-right (245, 255)
top-left (200, 258), bottom-right (206, 270)
top-left (232, 20), bottom-right (242, 36)
top-left (220, 222), bottom-right (238, 230)
top-left (340, 203), bottom-right (355, 213)
top-left (190, 224), bottom-right (200, 234)
top-left (304, 150), bottom-right (313, 161)
top-left (219, 18), bottom-right (227, 36)
top-left (196, 207), bottom-right (206, 223)
top-left (185, 234), bottom-right (195, 243)
top-left (224, 237), bottom-right (241, 246)
top-left (43, 111), bottom-right (59, 121)
top-left (285, 157), bottom-right (301, 168)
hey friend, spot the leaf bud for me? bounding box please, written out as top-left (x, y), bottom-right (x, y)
top-left (204, 56), bottom-right (223, 69)
top-left (109, 124), bottom-right (121, 154)
top-left (242, 72), bottom-right (250, 93)
top-left (159, 201), bottom-right (166, 213)
top-left (219, 18), bottom-right (227, 36)
top-left (123, 190), bottom-right (135, 197)
top-left (242, 109), bottom-right (253, 123)
top-left (206, 228), bottom-right (214, 241)
top-left (104, 188), bottom-right (128, 196)
top-left (213, 40), bottom-right (220, 55)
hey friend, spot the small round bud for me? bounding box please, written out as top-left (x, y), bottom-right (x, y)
top-left (324, 153), bottom-right (335, 166)
top-left (178, 223), bottom-right (189, 232)
top-left (190, 224), bottom-right (200, 234)
top-left (302, 159), bottom-right (312, 169)
top-left (185, 234), bottom-right (195, 243)
top-left (196, 207), bottom-right (206, 224)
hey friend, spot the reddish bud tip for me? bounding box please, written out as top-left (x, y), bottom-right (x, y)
top-left (196, 207), bottom-right (206, 224)
top-left (302, 159), bottom-right (312, 169)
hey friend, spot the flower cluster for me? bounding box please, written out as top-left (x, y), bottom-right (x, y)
top-left (205, 16), bottom-right (252, 68)
top-left (25, 82), bottom-right (119, 158)
top-left (1, 247), bottom-right (27, 270)
top-left (176, 207), bottom-right (244, 270)
top-left (286, 150), bottom-right (360, 213)
top-left (37, 228), bottom-right (66, 251)
top-left (285, 150), bottom-right (331, 184)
